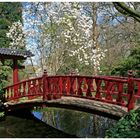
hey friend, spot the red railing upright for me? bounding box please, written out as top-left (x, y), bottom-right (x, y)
top-left (3, 70), bottom-right (140, 112)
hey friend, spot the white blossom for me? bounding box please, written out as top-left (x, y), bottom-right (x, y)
top-left (6, 21), bottom-right (25, 49)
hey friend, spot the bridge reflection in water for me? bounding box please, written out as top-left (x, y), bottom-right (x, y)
top-left (32, 108), bottom-right (117, 138)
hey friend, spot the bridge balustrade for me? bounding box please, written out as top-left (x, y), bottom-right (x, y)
top-left (3, 72), bottom-right (140, 111)
top-left (4, 77), bottom-right (43, 101)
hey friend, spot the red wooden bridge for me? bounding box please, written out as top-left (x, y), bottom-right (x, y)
top-left (3, 70), bottom-right (140, 119)
top-left (1, 48), bottom-right (139, 119)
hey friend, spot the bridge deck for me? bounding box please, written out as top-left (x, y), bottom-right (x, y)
top-left (5, 96), bottom-right (128, 119)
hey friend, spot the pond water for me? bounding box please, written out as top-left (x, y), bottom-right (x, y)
top-left (0, 114), bottom-right (76, 138)
top-left (33, 108), bottom-right (117, 138)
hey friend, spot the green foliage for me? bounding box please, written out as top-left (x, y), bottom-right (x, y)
top-left (0, 65), bottom-right (11, 93)
top-left (0, 112), bottom-right (4, 117)
top-left (57, 54), bottom-right (93, 75)
top-left (0, 2), bottom-right (22, 91)
top-left (111, 46), bottom-right (140, 77)
top-left (0, 2), bottom-right (22, 48)
top-left (106, 108), bottom-right (140, 138)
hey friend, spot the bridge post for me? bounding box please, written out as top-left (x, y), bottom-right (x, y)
top-left (127, 70), bottom-right (135, 111)
top-left (13, 59), bottom-right (19, 84)
top-left (13, 59), bottom-right (19, 100)
top-left (70, 71), bottom-right (77, 94)
top-left (43, 69), bottom-right (48, 101)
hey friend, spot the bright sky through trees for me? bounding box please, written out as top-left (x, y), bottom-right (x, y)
top-left (22, 2), bottom-right (122, 66)
top-left (18, 2), bottom-right (140, 76)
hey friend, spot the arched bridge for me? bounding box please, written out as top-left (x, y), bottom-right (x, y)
top-left (3, 71), bottom-right (140, 119)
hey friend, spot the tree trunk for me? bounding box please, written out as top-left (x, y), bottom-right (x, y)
top-left (92, 3), bottom-right (100, 137)
top-left (92, 3), bottom-right (98, 76)
top-left (92, 3), bottom-right (97, 50)
top-left (30, 57), bottom-right (37, 77)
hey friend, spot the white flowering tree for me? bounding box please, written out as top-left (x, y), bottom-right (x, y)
top-left (69, 47), bottom-right (107, 74)
top-left (56, 3), bottom-right (107, 75)
top-left (23, 2), bottom-right (108, 75)
top-left (6, 21), bottom-right (26, 49)
top-left (23, 2), bottom-right (63, 75)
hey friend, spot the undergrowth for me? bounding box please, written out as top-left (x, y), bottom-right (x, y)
top-left (106, 108), bottom-right (140, 138)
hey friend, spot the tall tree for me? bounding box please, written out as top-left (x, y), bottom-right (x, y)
top-left (0, 2), bottom-right (22, 90)
top-left (23, 2), bottom-right (140, 77)
top-left (0, 2), bottom-right (22, 48)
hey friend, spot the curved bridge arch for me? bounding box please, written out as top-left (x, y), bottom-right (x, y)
top-left (3, 73), bottom-right (140, 118)
top-left (5, 96), bottom-right (127, 120)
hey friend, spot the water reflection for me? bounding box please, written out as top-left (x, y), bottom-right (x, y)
top-left (33, 108), bottom-right (117, 138)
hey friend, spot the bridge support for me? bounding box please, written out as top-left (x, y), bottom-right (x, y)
top-left (13, 59), bottom-right (19, 84)
top-left (127, 70), bottom-right (135, 111)
top-left (43, 69), bottom-right (48, 101)
top-left (13, 59), bottom-right (19, 101)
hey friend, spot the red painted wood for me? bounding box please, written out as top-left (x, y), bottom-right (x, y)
top-left (95, 79), bottom-right (102, 99)
top-left (62, 77), bottom-right (67, 95)
top-left (29, 79), bottom-right (41, 99)
top-left (53, 77), bottom-right (60, 99)
top-left (52, 77), bottom-right (60, 99)
top-left (116, 83), bottom-right (124, 105)
top-left (73, 78), bottom-right (77, 94)
top-left (105, 81), bottom-right (113, 101)
top-left (83, 78), bottom-right (87, 91)
top-left (66, 77), bottom-right (71, 95)
top-left (43, 70), bottom-right (48, 101)
top-left (13, 59), bottom-right (19, 84)
top-left (18, 84), bottom-right (22, 97)
top-left (77, 77), bottom-right (83, 96)
top-left (4, 73), bottom-right (140, 112)
top-left (86, 78), bottom-right (93, 97)
top-left (69, 77), bottom-right (75, 95)
top-left (13, 59), bottom-right (19, 101)
top-left (38, 78), bottom-right (43, 94)
top-left (28, 81), bottom-right (32, 100)
top-left (127, 74), bottom-right (135, 111)
top-left (59, 77), bottom-right (63, 96)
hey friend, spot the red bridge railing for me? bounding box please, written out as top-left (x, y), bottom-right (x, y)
top-left (3, 71), bottom-right (140, 112)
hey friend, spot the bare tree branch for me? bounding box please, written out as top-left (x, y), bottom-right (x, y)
top-left (113, 2), bottom-right (140, 22)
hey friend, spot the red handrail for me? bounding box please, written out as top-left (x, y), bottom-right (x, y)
top-left (4, 73), bottom-right (140, 112)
